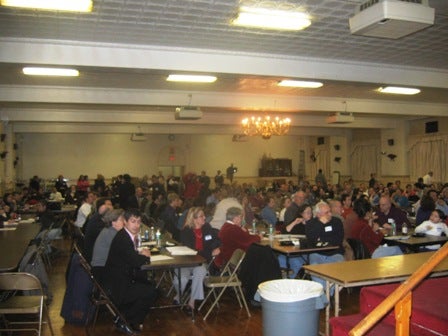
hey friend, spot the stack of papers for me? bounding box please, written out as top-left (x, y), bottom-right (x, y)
top-left (166, 246), bottom-right (198, 256)
top-left (151, 255), bottom-right (174, 262)
top-left (18, 218), bottom-right (35, 224)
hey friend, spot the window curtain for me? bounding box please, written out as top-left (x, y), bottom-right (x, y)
top-left (351, 144), bottom-right (379, 182)
top-left (408, 135), bottom-right (448, 183)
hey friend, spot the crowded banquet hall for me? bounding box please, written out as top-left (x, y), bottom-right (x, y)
top-left (0, 0), bottom-right (447, 335)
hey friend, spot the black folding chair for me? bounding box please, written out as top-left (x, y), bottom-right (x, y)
top-left (73, 243), bottom-right (136, 335)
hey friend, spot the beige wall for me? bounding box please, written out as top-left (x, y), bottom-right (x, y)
top-left (18, 133), bottom-right (301, 182)
top-left (8, 116), bottom-right (447, 188)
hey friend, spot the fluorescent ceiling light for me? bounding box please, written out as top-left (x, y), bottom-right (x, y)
top-left (167, 74), bottom-right (217, 83)
top-left (278, 80), bottom-right (323, 88)
top-left (378, 86), bottom-right (420, 95)
top-left (233, 6), bottom-right (311, 30)
top-left (23, 67), bottom-right (79, 76)
top-left (1, 0), bottom-right (93, 12)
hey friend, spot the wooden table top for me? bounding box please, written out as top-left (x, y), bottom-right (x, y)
top-left (384, 235), bottom-right (448, 249)
top-left (0, 222), bottom-right (41, 271)
top-left (303, 251), bottom-right (448, 287)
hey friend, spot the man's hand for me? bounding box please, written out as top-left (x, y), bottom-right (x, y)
top-left (139, 248), bottom-right (151, 257)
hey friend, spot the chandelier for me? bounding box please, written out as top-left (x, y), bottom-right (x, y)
top-left (241, 115), bottom-right (291, 140)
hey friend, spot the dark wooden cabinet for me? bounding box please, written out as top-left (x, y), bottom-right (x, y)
top-left (259, 158), bottom-right (292, 177)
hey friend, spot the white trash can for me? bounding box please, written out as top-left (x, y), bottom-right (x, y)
top-left (258, 279), bottom-right (328, 336)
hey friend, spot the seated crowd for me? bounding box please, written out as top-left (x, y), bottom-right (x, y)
top-left (3, 170), bottom-right (448, 334)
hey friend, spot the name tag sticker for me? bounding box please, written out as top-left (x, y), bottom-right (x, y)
top-left (205, 235), bottom-right (212, 241)
top-left (325, 226), bottom-right (333, 232)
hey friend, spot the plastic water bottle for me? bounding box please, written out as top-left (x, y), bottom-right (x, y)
top-left (252, 219), bottom-right (257, 234)
top-left (150, 227), bottom-right (155, 241)
top-left (402, 222), bottom-right (408, 235)
top-left (391, 220), bottom-right (397, 236)
top-left (156, 229), bottom-right (161, 247)
top-left (144, 229), bottom-right (149, 241)
top-left (269, 223), bottom-right (274, 241)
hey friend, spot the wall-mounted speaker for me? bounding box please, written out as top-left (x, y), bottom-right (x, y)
top-left (425, 121), bottom-right (438, 134)
top-left (387, 139), bottom-right (394, 146)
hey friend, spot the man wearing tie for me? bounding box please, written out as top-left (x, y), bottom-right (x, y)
top-left (104, 209), bottom-right (157, 333)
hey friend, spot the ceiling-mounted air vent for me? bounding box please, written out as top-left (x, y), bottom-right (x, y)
top-left (349, 0), bottom-right (435, 39)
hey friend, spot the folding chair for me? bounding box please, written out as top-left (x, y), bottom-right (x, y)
top-left (179, 256), bottom-right (217, 306)
top-left (0, 272), bottom-right (54, 336)
top-left (198, 249), bottom-right (251, 321)
top-left (73, 244), bottom-right (136, 335)
top-left (69, 223), bottom-right (84, 255)
top-left (18, 244), bottom-right (53, 305)
top-left (346, 238), bottom-right (371, 260)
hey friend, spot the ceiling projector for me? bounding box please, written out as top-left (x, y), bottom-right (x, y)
top-left (349, 0), bottom-right (435, 39)
top-left (326, 112), bottom-right (354, 124)
top-left (175, 106), bottom-right (203, 120)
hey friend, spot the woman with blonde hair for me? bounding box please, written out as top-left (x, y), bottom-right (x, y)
top-left (174, 207), bottom-right (220, 313)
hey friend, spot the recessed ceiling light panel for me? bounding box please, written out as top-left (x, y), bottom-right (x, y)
top-left (1, 0), bottom-right (93, 12)
top-left (167, 74), bottom-right (217, 83)
top-left (378, 86), bottom-right (420, 95)
top-left (233, 6), bottom-right (311, 31)
top-left (23, 67), bottom-right (79, 76)
top-left (278, 80), bottom-right (323, 88)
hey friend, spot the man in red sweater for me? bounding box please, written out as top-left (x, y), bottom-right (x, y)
top-left (215, 207), bottom-right (263, 268)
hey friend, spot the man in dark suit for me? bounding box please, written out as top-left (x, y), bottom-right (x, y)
top-left (104, 209), bottom-right (157, 333)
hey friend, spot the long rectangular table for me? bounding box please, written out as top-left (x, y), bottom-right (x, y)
top-left (303, 252), bottom-right (448, 335)
top-left (384, 235), bottom-right (448, 253)
top-left (268, 239), bottom-right (339, 256)
top-left (0, 222), bottom-right (41, 271)
top-left (142, 253), bottom-right (205, 271)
